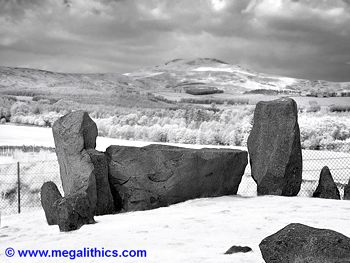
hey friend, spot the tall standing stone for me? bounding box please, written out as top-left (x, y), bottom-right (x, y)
top-left (312, 166), bottom-right (340, 199)
top-left (52, 111), bottom-right (114, 217)
top-left (247, 98), bottom-right (302, 196)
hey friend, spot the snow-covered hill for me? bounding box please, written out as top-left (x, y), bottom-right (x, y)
top-left (1, 58), bottom-right (349, 99)
top-left (124, 58), bottom-right (350, 95)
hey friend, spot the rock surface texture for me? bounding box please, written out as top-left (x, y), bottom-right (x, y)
top-left (52, 111), bottom-right (98, 213)
top-left (53, 192), bottom-right (96, 232)
top-left (40, 181), bottom-right (62, 225)
top-left (49, 111), bottom-right (114, 231)
top-left (259, 223), bottom-right (350, 263)
top-left (247, 98), bottom-right (302, 196)
top-left (312, 166), bottom-right (340, 199)
top-left (106, 144), bottom-right (248, 211)
top-left (86, 149), bottom-right (115, 215)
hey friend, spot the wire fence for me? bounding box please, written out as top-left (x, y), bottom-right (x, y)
top-left (0, 146), bottom-right (349, 215)
top-left (0, 159), bottom-right (61, 215)
top-left (237, 148), bottom-right (350, 198)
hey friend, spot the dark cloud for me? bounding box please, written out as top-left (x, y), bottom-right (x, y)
top-left (0, 0), bottom-right (349, 81)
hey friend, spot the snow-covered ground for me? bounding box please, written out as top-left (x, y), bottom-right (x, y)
top-left (190, 66), bottom-right (298, 91)
top-left (1, 196), bottom-right (350, 263)
top-left (277, 76), bottom-right (297, 87)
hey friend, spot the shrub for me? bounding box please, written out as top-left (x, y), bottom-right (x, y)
top-left (180, 97), bottom-right (249, 105)
top-left (244, 89), bottom-right (279, 95)
top-left (0, 107), bottom-right (11, 119)
top-left (299, 112), bottom-right (350, 150)
top-left (306, 100), bottom-right (321, 112)
top-left (329, 105), bottom-right (350, 112)
top-left (10, 102), bottom-right (31, 116)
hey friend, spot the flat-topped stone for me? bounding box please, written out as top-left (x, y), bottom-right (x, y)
top-left (106, 144), bottom-right (248, 211)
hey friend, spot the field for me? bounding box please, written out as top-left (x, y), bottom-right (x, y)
top-left (1, 196), bottom-right (350, 263)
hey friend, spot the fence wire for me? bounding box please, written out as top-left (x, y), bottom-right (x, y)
top-left (238, 146), bottom-right (350, 198)
top-left (299, 149), bottom-right (350, 198)
top-left (0, 160), bottom-right (61, 215)
top-left (0, 146), bottom-right (349, 215)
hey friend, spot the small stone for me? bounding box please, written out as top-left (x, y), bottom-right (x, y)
top-left (312, 166), bottom-right (340, 199)
top-left (224, 246), bottom-right (252, 254)
top-left (40, 181), bottom-right (62, 225)
top-left (53, 192), bottom-right (95, 232)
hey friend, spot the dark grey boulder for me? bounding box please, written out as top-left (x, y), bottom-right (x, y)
top-left (106, 144), bottom-right (248, 211)
top-left (224, 246), bottom-right (252, 254)
top-left (53, 192), bottom-right (95, 232)
top-left (40, 181), bottom-right (62, 225)
top-left (247, 98), bottom-right (302, 196)
top-left (86, 149), bottom-right (115, 215)
top-left (260, 223), bottom-right (350, 263)
top-left (313, 166), bottom-right (340, 199)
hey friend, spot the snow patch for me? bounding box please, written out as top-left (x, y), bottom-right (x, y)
top-left (126, 71), bottom-right (164, 78)
top-left (192, 67), bottom-right (254, 76)
top-left (277, 77), bottom-right (297, 88)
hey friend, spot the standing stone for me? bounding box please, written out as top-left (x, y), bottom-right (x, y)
top-left (106, 144), bottom-right (248, 212)
top-left (313, 166), bottom-right (340, 199)
top-left (247, 98), bottom-right (302, 196)
top-left (259, 223), bottom-right (350, 263)
top-left (40, 181), bottom-right (62, 225)
top-left (52, 111), bottom-right (114, 217)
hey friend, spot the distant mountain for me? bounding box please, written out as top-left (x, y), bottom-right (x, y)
top-left (1, 59), bottom-right (349, 104)
top-left (125, 58), bottom-right (350, 95)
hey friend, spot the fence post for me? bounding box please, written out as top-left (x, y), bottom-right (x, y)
top-left (17, 162), bottom-right (21, 214)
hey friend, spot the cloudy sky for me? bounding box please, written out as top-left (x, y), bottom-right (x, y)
top-left (0, 0), bottom-right (349, 81)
